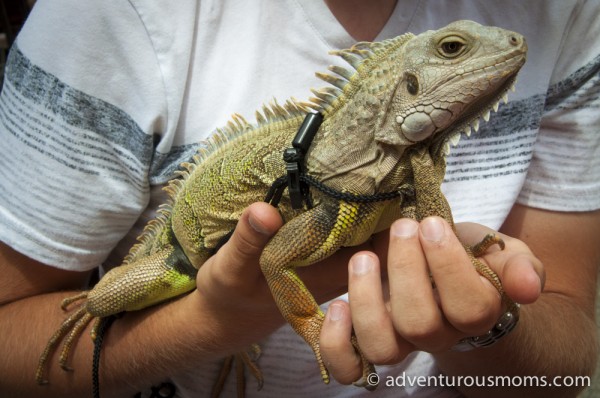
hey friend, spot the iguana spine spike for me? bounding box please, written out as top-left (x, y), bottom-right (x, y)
top-left (350, 41), bottom-right (376, 51)
top-left (315, 72), bottom-right (348, 90)
top-left (331, 50), bottom-right (363, 69)
top-left (328, 65), bottom-right (354, 81)
top-left (262, 104), bottom-right (276, 121)
top-left (320, 87), bottom-right (343, 97)
top-left (180, 162), bottom-right (196, 173)
top-left (255, 110), bottom-right (266, 124)
top-left (308, 96), bottom-right (328, 109)
top-left (301, 101), bottom-right (322, 112)
top-left (310, 88), bottom-right (336, 101)
top-left (173, 170), bottom-right (189, 179)
top-left (157, 204), bottom-right (172, 216)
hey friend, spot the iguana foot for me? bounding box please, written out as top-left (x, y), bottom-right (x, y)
top-left (463, 233), bottom-right (505, 293)
top-left (210, 344), bottom-right (263, 398)
top-left (211, 355), bottom-right (233, 398)
top-left (238, 344), bottom-right (263, 390)
top-left (471, 233), bottom-right (505, 257)
top-left (350, 334), bottom-right (378, 391)
top-left (294, 313), bottom-right (331, 385)
top-left (58, 312), bottom-right (94, 371)
top-left (60, 291), bottom-right (88, 310)
top-left (466, 233), bottom-right (520, 318)
top-left (36, 293), bottom-right (95, 384)
top-left (289, 313), bottom-right (376, 390)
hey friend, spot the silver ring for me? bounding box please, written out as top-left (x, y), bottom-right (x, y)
top-left (451, 304), bottom-right (520, 352)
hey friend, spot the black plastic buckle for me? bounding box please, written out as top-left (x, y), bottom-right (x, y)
top-left (284, 147), bottom-right (303, 209)
top-left (284, 112), bottom-right (323, 209)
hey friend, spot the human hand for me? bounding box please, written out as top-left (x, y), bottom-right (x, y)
top-left (188, 202), bottom-right (357, 356)
top-left (319, 216), bottom-right (544, 385)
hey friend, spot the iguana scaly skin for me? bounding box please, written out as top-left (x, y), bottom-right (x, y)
top-left (37, 20), bottom-right (527, 390)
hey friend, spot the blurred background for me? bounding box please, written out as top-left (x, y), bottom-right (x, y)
top-left (0, 0), bottom-right (35, 88)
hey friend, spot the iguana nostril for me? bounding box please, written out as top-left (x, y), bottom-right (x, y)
top-left (510, 35), bottom-right (520, 46)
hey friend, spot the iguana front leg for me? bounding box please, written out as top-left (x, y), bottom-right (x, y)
top-left (409, 147), bottom-right (518, 316)
top-left (260, 199), bottom-right (381, 388)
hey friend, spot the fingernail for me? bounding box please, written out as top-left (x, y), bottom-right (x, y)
top-left (421, 217), bottom-right (445, 242)
top-left (351, 254), bottom-right (373, 276)
top-left (391, 219), bottom-right (418, 238)
top-left (248, 213), bottom-right (270, 235)
top-left (328, 302), bottom-right (344, 321)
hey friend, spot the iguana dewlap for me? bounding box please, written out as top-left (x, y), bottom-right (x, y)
top-left (37, 20), bottom-right (527, 392)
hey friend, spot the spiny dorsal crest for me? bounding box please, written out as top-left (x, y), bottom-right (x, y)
top-left (162, 34), bottom-right (415, 205)
top-left (124, 99), bottom-right (313, 263)
top-left (186, 99), bottom-right (311, 173)
top-left (309, 32), bottom-right (415, 114)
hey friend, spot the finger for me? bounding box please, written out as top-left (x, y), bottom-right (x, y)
top-left (420, 217), bottom-right (501, 335)
top-left (320, 301), bottom-right (362, 385)
top-left (348, 252), bottom-right (410, 364)
top-left (198, 202), bottom-right (283, 290)
top-left (455, 223), bottom-right (544, 304)
top-left (298, 247), bottom-right (354, 305)
top-left (501, 254), bottom-right (543, 304)
top-left (387, 219), bottom-right (459, 351)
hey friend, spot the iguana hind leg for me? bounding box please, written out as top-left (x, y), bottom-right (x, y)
top-left (260, 199), bottom-right (381, 387)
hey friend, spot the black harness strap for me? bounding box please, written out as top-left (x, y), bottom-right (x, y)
top-left (92, 315), bottom-right (116, 398)
top-left (299, 174), bottom-right (412, 204)
top-left (265, 111), bottom-right (411, 208)
top-left (262, 175), bottom-right (289, 209)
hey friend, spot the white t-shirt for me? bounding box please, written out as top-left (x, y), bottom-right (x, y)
top-left (0, 0), bottom-right (599, 397)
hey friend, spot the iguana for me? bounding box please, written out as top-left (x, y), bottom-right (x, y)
top-left (36, 20), bottom-right (527, 392)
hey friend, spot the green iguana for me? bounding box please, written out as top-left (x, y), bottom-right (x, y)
top-left (36, 20), bottom-right (527, 392)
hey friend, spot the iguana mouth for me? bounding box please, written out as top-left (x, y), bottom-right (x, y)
top-left (431, 40), bottom-right (527, 154)
top-left (432, 72), bottom-right (520, 157)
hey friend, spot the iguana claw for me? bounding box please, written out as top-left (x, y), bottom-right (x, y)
top-left (211, 345), bottom-right (265, 398)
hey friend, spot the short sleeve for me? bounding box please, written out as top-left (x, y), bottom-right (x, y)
top-left (0, 0), bottom-right (166, 270)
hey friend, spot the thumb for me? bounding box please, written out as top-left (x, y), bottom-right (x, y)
top-left (199, 202), bottom-right (283, 289)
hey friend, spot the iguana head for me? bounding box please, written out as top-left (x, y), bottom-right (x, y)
top-left (387, 20), bottom-right (527, 152)
top-left (313, 20), bottom-right (527, 156)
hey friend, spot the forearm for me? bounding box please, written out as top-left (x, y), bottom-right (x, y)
top-left (0, 289), bottom-right (239, 398)
top-left (434, 292), bottom-right (598, 398)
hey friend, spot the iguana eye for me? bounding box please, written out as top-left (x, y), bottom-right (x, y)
top-left (442, 41), bottom-right (461, 53)
top-left (438, 36), bottom-right (467, 58)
